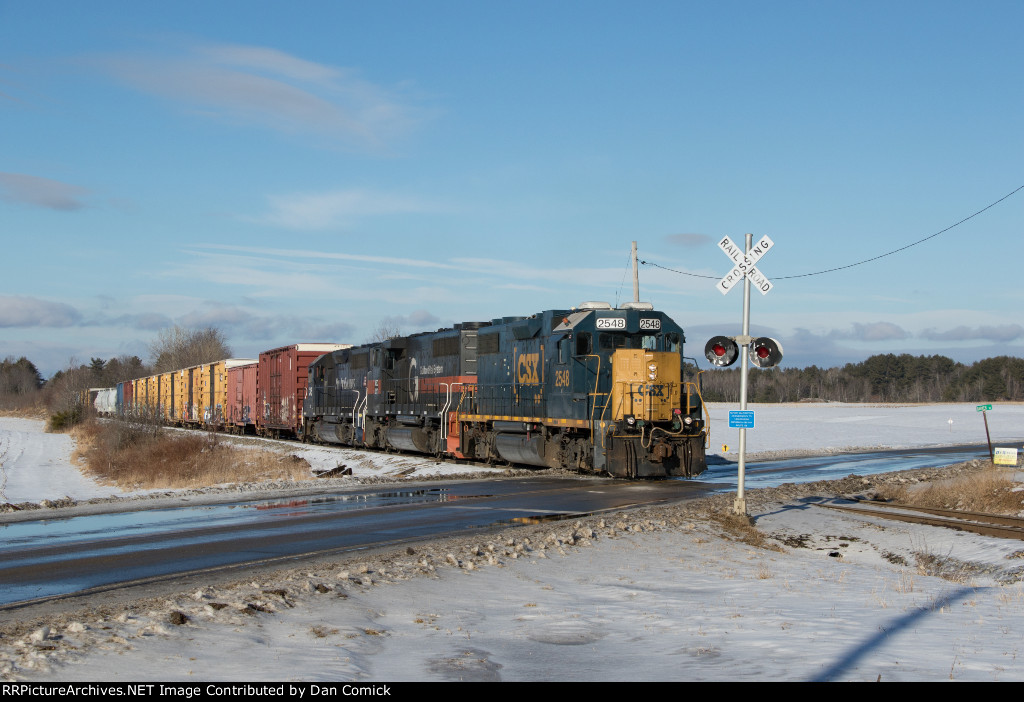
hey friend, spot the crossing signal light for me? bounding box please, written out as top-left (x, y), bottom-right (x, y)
top-left (705, 336), bottom-right (739, 367)
top-left (749, 337), bottom-right (784, 368)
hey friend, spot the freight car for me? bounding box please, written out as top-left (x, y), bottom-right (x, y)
top-left (225, 360), bottom-right (258, 434)
top-left (258, 344), bottom-right (350, 438)
top-left (116, 358), bottom-right (256, 427)
top-left (303, 302), bottom-right (708, 478)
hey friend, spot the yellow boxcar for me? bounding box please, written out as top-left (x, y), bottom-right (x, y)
top-left (174, 367), bottom-right (191, 424)
top-left (159, 371), bottom-right (176, 422)
top-left (192, 359), bottom-right (256, 428)
top-left (144, 375), bottom-right (159, 417)
top-left (194, 362), bottom-right (214, 426)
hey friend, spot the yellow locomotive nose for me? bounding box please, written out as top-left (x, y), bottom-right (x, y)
top-left (609, 349), bottom-right (679, 423)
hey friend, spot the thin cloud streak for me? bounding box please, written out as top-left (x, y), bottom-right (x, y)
top-left (920, 324), bottom-right (1024, 343)
top-left (91, 42), bottom-right (428, 150)
top-left (250, 188), bottom-right (442, 230)
top-left (0, 172), bottom-right (90, 211)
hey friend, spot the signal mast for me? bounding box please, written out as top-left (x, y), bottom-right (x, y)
top-left (704, 233), bottom-right (784, 517)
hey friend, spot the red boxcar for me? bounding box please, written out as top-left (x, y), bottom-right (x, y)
top-left (257, 344), bottom-right (349, 438)
top-left (225, 360), bottom-right (258, 434)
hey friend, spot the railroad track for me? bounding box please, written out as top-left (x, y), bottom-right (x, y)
top-left (817, 499), bottom-right (1024, 541)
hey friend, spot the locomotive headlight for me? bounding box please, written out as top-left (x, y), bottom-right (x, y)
top-left (624, 414), bottom-right (636, 426)
top-left (683, 416), bottom-right (693, 426)
top-left (648, 363), bottom-right (657, 372)
top-left (648, 372), bottom-right (657, 380)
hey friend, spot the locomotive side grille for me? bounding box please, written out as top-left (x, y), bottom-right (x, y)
top-left (478, 332), bottom-right (501, 355)
top-left (432, 335), bottom-right (460, 357)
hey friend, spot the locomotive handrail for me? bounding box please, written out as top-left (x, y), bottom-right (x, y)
top-left (438, 382), bottom-right (463, 441)
top-left (356, 392), bottom-right (368, 432)
top-left (573, 353), bottom-right (605, 443)
top-left (351, 389), bottom-right (362, 428)
top-left (690, 374), bottom-right (711, 448)
top-left (455, 383), bottom-right (477, 415)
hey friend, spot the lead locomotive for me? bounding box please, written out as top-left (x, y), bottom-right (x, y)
top-left (303, 302), bottom-right (707, 478)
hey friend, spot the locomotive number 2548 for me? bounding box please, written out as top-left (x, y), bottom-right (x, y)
top-left (596, 317), bottom-right (626, 329)
top-left (639, 318), bottom-right (661, 331)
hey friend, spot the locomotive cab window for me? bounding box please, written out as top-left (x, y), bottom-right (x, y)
top-left (664, 333), bottom-right (681, 352)
top-left (575, 332), bottom-right (592, 356)
top-left (599, 333), bottom-right (626, 350)
top-left (600, 333), bottom-right (664, 351)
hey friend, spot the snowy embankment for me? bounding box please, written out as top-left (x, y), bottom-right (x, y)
top-left (707, 402), bottom-right (1023, 458)
top-left (3, 403), bottom-right (1022, 505)
top-left (3, 404), bottom-right (1024, 682)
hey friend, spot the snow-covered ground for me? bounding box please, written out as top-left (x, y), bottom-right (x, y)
top-left (3, 404), bottom-right (1024, 682)
top-left (4, 403), bottom-right (1022, 504)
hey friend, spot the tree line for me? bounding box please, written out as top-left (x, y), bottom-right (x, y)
top-left (2, 334), bottom-right (1021, 416)
top-left (0, 325), bottom-right (231, 417)
top-left (694, 354), bottom-right (1024, 403)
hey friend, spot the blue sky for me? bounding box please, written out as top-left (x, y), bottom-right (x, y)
top-left (2, 0), bottom-right (1022, 377)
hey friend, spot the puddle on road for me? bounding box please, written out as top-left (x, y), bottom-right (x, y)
top-left (689, 448), bottom-right (987, 491)
top-left (0, 488), bottom-right (494, 552)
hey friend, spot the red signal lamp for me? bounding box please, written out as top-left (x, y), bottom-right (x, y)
top-left (704, 336), bottom-right (739, 367)
top-left (748, 337), bottom-right (784, 368)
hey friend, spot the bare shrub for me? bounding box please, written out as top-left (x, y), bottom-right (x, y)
top-left (76, 420), bottom-right (312, 489)
top-left (877, 465), bottom-right (1023, 515)
top-left (150, 326), bottom-right (231, 374)
top-left (707, 512), bottom-right (785, 552)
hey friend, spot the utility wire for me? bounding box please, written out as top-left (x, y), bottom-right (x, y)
top-left (641, 183), bottom-right (1024, 280)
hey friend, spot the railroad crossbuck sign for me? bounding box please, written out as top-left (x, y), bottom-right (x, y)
top-left (717, 234), bottom-right (774, 295)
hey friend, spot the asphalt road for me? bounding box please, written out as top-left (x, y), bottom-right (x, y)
top-left (1, 441), bottom-right (1010, 609)
top-left (0, 476), bottom-right (711, 607)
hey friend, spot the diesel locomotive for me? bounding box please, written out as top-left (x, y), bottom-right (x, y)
top-left (303, 302), bottom-right (708, 478)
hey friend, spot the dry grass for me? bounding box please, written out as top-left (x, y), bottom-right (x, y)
top-left (707, 512), bottom-right (785, 553)
top-left (0, 406), bottom-right (49, 420)
top-left (73, 420), bottom-right (312, 489)
top-left (877, 465), bottom-right (1024, 515)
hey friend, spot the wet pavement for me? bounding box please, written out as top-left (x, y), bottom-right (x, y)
top-left (0, 443), bottom-right (1005, 606)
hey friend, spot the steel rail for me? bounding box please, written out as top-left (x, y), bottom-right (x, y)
top-left (851, 498), bottom-right (1024, 528)
top-left (817, 501), bottom-right (1024, 541)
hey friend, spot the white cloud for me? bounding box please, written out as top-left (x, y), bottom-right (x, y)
top-left (93, 42), bottom-right (428, 150)
top-left (381, 309), bottom-right (441, 330)
top-left (252, 188), bottom-right (439, 230)
top-left (193, 244), bottom-right (462, 271)
top-left (920, 324), bottom-right (1024, 343)
top-left (829, 322), bottom-right (910, 342)
top-left (0, 296), bottom-right (82, 327)
top-left (0, 172), bottom-right (89, 211)
top-left (174, 305), bottom-right (354, 343)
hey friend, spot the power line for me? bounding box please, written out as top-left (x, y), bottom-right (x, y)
top-left (641, 183), bottom-right (1024, 280)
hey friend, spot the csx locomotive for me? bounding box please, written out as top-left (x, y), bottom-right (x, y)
top-left (303, 302), bottom-right (708, 478)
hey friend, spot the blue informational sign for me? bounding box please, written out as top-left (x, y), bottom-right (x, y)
top-left (729, 410), bottom-right (755, 429)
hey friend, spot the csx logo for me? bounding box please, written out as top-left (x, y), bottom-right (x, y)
top-left (630, 384), bottom-right (665, 399)
top-left (517, 353), bottom-right (540, 384)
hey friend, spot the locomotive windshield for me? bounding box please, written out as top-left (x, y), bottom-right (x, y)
top-left (597, 332), bottom-right (680, 353)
